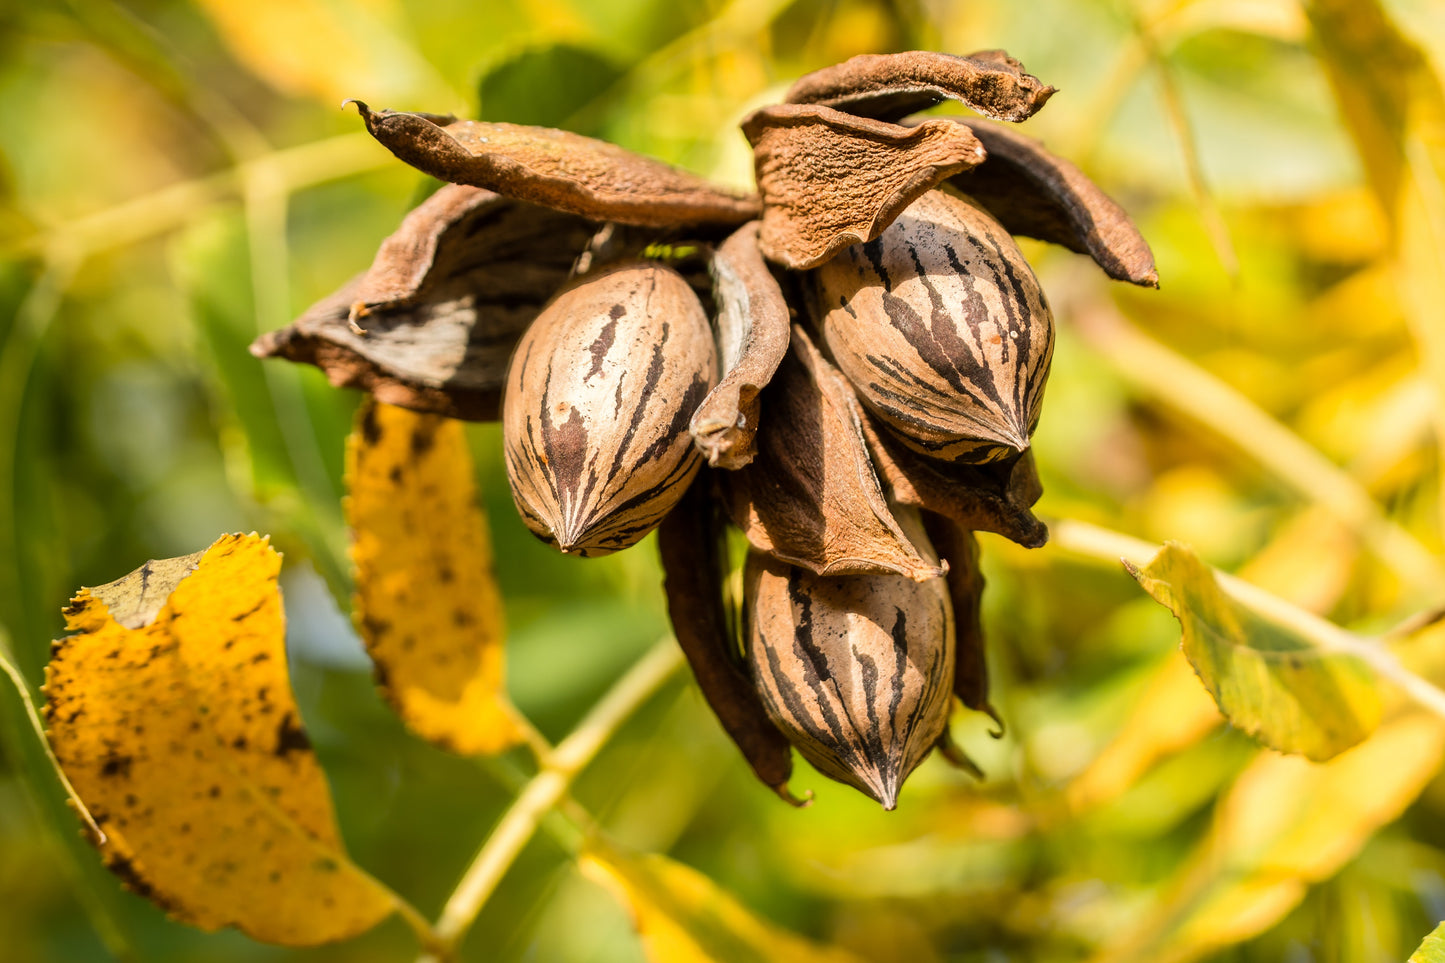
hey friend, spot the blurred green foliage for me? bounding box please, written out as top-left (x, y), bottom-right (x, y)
top-left (4, 0), bottom-right (1445, 960)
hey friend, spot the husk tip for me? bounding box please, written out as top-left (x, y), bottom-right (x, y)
top-left (938, 730), bottom-right (986, 780)
top-left (1017, 520), bottom-right (1049, 549)
top-left (248, 330), bottom-right (283, 359)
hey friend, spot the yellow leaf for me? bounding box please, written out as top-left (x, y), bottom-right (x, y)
top-left (1126, 543), bottom-right (1383, 761)
top-left (581, 839), bottom-right (866, 963)
top-left (43, 534), bottom-right (398, 946)
top-left (347, 399), bottom-right (522, 755)
top-left (1098, 714), bottom-right (1445, 963)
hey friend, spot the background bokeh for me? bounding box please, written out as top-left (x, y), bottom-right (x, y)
top-left (3, 0), bottom-right (1445, 960)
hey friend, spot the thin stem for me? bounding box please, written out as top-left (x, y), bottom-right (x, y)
top-left (387, 892), bottom-right (448, 961)
top-left (477, 754), bottom-right (593, 854)
top-left (0, 629), bottom-right (137, 961)
top-left (420, 639), bottom-right (684, 961)
top-left (1072, 296), bottom-right (1445, 593)
top-left (0, 637), bottom-right (106, 844)
top-left (506, 707), bottom-right (558, 767)
top-left (1049, 517), bottom-right (1445, 721)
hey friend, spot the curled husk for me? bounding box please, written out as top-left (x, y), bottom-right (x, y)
top-left (807, 188), bottom-right (1054, 463)
top-left (858, 412), bottom-right (1048, 549)
top-left (351, 101), bottom-right (759, 228)
top-left (742, 105), bottom-right (985, 270)
top-left (689, 222), bottom-right (791, 469)
top-left (719, 325), bottom-right (944, 581)
top-left (251, 185), bottom-right (598, 420)
top-left (924, 515), bottom-right (998, 727)
top-left (503, 261), bottom-right (716, 555)
top-left (946, 119), bottom-right (1158, 287)
top-left (657, 480), bottom-right (800, 803)
top-left (785, 49), bottom-right (1056, 124)
top-left (744, 524), bottom-right (954, 809)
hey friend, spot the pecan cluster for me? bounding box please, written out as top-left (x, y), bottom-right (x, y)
top-left (254, 50), bottom-right (1157, 809)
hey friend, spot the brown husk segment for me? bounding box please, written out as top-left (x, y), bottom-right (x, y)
top-left (690, 222), bottom-right (791, 469)
top-left (946, 119), bottom-right (1159, 287)
top-left (350, 102), bottom-right (759, 228)
top-left (251, 185), bottom-right (596, 420)
top-left (923, 515), bottom-right (999, 726)
top-left (743, 541), bottom-right (955, 810)
top-left (718, 325), bottom-right (944, 581)
top-left (656, 480), bottom-right (798, 800)
top-left (858, 409), bottom-right (1048, 548)
top-left (784, 49), bottom-right (1056, 124)
top-left (742, 105), bottom-right (986, 270)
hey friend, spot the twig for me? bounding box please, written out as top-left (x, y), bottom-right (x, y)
top-left (3, 133), bottom-right (389, 262)
top-left (1049, 517), bottom-right (1445, 721)
top-left (418, 638), bottom-right (684, 961)
top-left (0, 638), bottom-right (106, 844)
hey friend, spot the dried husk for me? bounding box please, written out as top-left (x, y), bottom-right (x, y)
top-left (807, 188), bottom-right (1054, 463)
top-left (742, 105), bottom-right (986, 270)
top-left (656, 480), bottom-right (800, 802)
top-left (785, 49), bottom-right (1056, 124)
top-left (690, 222), bottom-right (791, 469)
top-left (351, 101), bottom-right (759, 228)
top-left (924, 515), bottom-right (999, 727)
top-left (718, 325), bottom-right (943, 582)
top-left (744, 522), bottom-right (955, 809)
top-left (503, 261), bottom-right (716, 555)
top-left (251, 185), bottom-right (596, 420)
top-left (946, 119), bottom-right (1159, 287)
top-left (858, 411), bottom-right (1047, 548)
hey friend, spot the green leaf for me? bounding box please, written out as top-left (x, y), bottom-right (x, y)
top-left (1411, 922), bottom-right (1445, 963)
top-left (1124, 542), bottom-right (1382, 761)
top-left (478, 43), bottom-right (623, 135)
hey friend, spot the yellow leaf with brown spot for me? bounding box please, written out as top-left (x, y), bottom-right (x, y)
top-left (43, 534), bottom-right (398, 946)
top-left (347, 398), bottom-right (521, 754)
top-left (581, 839), bottom-right (866, 963)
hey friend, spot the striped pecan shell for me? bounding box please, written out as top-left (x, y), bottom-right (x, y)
top-left (503, 261), bottom-right (716, 555)
top-left (807, 188), bottom-right (1054, 463)
top-left (744, 520), bottom-right (954, 809)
